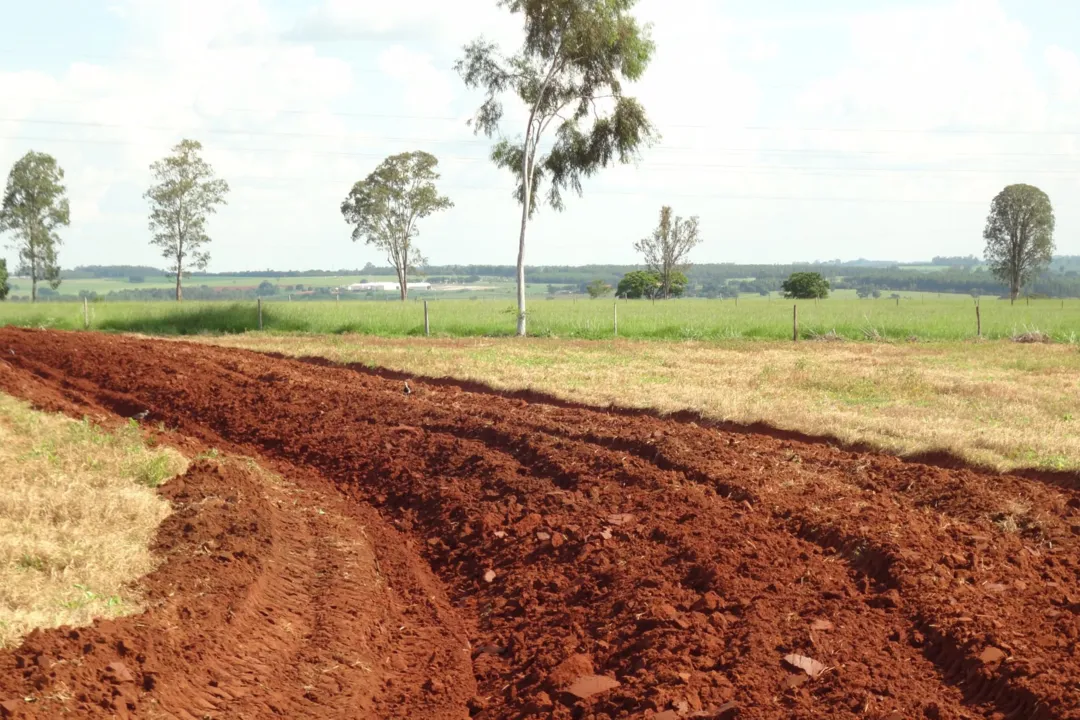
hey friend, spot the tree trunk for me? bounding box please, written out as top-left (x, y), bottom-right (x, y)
top-left (175, 266), bottom-right (183, 302)
top-left (1010, 283), bottom-right (1018, 305)
top-left (31, 276), bottom-right (37, 303)
top-left (515, 208), bottom-right (528, 336)
top-left (398, 266), bottom-right (407, 302)
top-left (516, 139), bottom-right (534, 338)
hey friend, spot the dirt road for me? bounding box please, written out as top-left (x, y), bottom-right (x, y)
top-left (0, 328), bottom-right (1077, 719)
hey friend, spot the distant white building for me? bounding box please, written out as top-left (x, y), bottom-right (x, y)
top-left (346, 281), bottom-right (432, 292)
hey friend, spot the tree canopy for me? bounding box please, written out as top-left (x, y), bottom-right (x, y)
top-left (0, 151), bottom-right (70, 302)
top-left (144, 139), bottom-right (230, 302)
top-left (340, 151), bottom-right (452, 301)
top-left (782, 272), bottom-right (830, 299)
top-left (255, 280), bottom-right (278, 297)
top-left (856, 285), bottom-right (881, 299)
top-left (617, 269), bottom-right (686, 299)
top-left (634, 205), bottom-right (702, 298)
top-left (0, 258), bottom-right (9, 301)
top-left (586, 279), bottom-right (613, 298)
top-left (983, 183), bottom-right (1055, 303)
top-left (456, 0), bottom-right (658, 334)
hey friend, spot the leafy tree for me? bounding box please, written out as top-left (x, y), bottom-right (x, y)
top-left (0, 258), bottom-right (8, 300)
top-left (782, 272), bottom-right (830, 299)
top-left (617, 270), bottom-right (686, 299)
top-left (856, 285), bottom-right (881, 299)
top-left (341, 151), bottom-right (452, 301)
top-left (617, 270), bottom-right (658, 299)
top-left (983, 183), bottom-right (1055, 304)
top-left (0, 151), bottom-right (70, 302)
top-left (634, 205), bottom-right (702, 298)
top-left (666, 271), bottom-right (689, 298)
top-left (586, 279), bottom-right (612, 298)
top-left (255, 280), bottom-right (278, 297)
top-left (456, 0), bottom-right (658, 336)
top-left (145, 139), bottom-right (230, 302)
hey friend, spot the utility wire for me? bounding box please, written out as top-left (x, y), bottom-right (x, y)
top-left (5, 118), bottom-right (1080, 149)
top-left (2, 133), bottom-right (1077, 176)
top-left (20, 98), bottom-right (1080, 135)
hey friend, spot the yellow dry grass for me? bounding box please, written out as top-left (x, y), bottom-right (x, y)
top-left (201, 334), bottom-right (1080, 473)
top-left (0, 393), bottom-right (187, 648)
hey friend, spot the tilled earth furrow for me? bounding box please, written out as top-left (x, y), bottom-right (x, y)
top-left (0, 329), bottom-right (1077, 719)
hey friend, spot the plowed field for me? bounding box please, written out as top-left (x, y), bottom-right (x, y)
top-left (0, 328), bottom-right (1077, 720)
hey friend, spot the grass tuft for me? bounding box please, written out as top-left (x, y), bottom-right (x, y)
top-left (0, 393), bottom-right (187, 648)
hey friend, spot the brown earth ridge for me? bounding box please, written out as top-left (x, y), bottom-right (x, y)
top-left (0, 327), bottom-right (1077, 719)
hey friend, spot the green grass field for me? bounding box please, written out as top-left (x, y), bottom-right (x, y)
top-left (1, 294), bottom-right (1077, 341)
top-left (6, 273), bottom-right (568, 299)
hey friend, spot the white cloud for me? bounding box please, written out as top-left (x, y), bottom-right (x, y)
top-left (1, 0), bottom-right (1077, 270)
top-left (796, 0), bottom-right (1043, 131)
top-left (1045, 45), bottom-right (1080, 101)
top-left (376, 46), bottom-right (455, 117)
top-left (286, 0), bottom-right (520, 52)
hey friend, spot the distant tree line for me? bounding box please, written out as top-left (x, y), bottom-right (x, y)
top-left (15, 258), bottom-right (1078, 304)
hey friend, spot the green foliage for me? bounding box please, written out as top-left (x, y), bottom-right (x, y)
top-left (617, 270), bottom-right (659, 299)
top-left (3, 295), bottom-right (1080, 342)
top-left (634, 206), bottom-right (702, 298)
top-left (617, 270), bottom-right (686, 299)
top-left (782, 272), bottom-right (830, 299)
top-left (144, 139), bottom-right (230, 301)
top-left (856, 286), bottom-right (881, 299)
top-left (255, 280), bottom-right (278, 297)
top-left (340, 151), bottom-right (453, 301)
top-left (0, 151), bottom-right (70, 302)
top-left (667, 272), bottom-right (688, 298)
top-left (456, 0), bottom-right (658, 334)
top-left (586, 279), bottom-right (613, 298)
top-left (983, 184), bottom-right (1055, 302)
top-left (0, 259), bottom-right (8, 301)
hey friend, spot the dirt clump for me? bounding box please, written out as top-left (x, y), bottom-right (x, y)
top-left (0, 456), bottom-right (474, 719)
top-left (0, 328), bottom-right (1078, 719)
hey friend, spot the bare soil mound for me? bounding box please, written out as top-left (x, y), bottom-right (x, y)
top-left (0, 458), bottom-right (474, 718)
top-left (0, 328), bottom-right (1078, 720)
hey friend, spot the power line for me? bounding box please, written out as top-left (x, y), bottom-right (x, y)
top-left (0, 132), bottom-right (995, 204)
top-left (20, 98), bottom-right (1080, 136)
top-left (5, 118), bottom-right (1080, 150)
top-left (2, 133), bottom-right (1078, 177)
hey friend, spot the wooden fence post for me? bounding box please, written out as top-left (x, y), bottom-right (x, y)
top-left (976, 304), bottom-right (981, 339)
top-left (793, 304), bottom-right (798, 342)
top-left (83, 297), bottom-right (89, 330)
top-left (613, 301), bottom-right (618, 337)
top-left (424, 300), bottom-right (430, 337)
top-left (895, 296), bottom-right (900, 307)
top-left (257, 298), bottom-right (263, 330)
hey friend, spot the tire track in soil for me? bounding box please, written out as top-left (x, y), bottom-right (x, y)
top-left (0, 438), bottom-right (474, 718)
top-left (0, 328), bottom-right (1077, 719)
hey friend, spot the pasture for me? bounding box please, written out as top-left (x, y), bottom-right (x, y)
top-left (1, 293), bottom-right (1078, 341)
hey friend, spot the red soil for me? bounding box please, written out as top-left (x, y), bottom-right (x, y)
top-left (0, 328), bottom-right (1078, 720)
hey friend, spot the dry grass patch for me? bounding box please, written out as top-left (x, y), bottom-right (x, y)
top-left (0, 393), bottom-right (187, 648)
top-left (198, 334), bottom-right (1080, 473)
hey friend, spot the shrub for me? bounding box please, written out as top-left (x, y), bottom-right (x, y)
top-left (782, 272), bottom-right (830, 299)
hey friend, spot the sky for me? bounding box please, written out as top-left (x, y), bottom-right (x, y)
top-left (0, 0), bottom-right (1078, 272)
